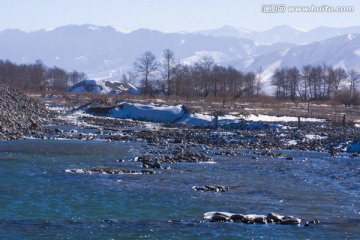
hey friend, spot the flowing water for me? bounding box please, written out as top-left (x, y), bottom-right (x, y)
top-left (0, 140), bottom-right (359, 239)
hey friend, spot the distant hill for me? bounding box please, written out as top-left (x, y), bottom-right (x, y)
top-left (0, 24), bottom-right (253, 79)
top-left (1, 24), bottom-right (360, 93)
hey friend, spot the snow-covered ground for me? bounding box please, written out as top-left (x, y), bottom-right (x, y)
top-left (81, 102), bottom-right (326, 127)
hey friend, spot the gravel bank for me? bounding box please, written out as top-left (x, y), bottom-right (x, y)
top-left (0, 83), bottom-right (48, 140)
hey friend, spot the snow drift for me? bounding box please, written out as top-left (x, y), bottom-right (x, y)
top-left (109, 103), bottom-right (186, 123)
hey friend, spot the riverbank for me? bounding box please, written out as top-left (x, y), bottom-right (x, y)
top-left (34, 99), bottom-right (360, 155)
top-left (1, 84), bottom-right (360, 154)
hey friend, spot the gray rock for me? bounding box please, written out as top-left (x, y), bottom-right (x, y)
top-left (280, 216), bottom-right (301, 225)
top-left (266, 212), bottom-right (284, 223)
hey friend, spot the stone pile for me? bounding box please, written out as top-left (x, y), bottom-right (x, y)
top-left (0, 83), bottom-right (47, 140)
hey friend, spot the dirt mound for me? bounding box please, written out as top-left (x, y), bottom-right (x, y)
top-left (0, 83), bottom-right (47, 140)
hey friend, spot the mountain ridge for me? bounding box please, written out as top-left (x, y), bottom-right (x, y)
top-left (0, 24), bottom-right (359, 91)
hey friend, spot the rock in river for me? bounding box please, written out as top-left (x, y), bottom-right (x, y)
top-left (204, 212), bottom-right (302, 225)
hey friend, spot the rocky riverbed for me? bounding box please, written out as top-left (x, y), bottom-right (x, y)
top-left (1, 85), bottom-right (359, 155)
top-left (1, 89), bottom-right (360, 154)
top-left (35, 98), bottom-right (360, 155)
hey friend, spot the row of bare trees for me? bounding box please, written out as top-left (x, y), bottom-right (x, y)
top-left (0, 59), bottom-right (86, 91)
top-left (133, 50), bottom-right (360, 103)
top-left (272, 64), bottom-right (360, 101)
top-left (133, 50), bottom-right (263, 98)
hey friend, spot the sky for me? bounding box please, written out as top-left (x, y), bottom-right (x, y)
top-left (0, 0), bottom-right (359, 32)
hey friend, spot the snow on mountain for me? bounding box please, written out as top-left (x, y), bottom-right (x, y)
top-left (245, 33), bottom-right (360, 72)
top-left (196, 25), bottom-right (251, 39)
top-left (248, 25), bottom-right (306, 45)
top-left (199, 25), bottom-right (360, 45)
top-left (65, 80), bottom-right (111, 94)
top-left (240, 33), bottom-right (360, 94)
top-left (65, 79), bottom-right (139, 94)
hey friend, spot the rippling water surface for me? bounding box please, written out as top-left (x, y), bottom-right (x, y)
top-left (0, 140), bottom-right (359, 239)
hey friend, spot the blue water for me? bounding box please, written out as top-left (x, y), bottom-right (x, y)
top-left (0, 140), bottom-right (359, 239)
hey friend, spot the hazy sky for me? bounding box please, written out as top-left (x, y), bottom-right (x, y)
top-left (0, 0), bottom-right (359, 32)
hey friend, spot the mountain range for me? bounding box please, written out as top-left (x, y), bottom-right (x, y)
top-left (0, 24), bottom-right (359, 91)
top-left (197, 25), bottom-right (360, 44)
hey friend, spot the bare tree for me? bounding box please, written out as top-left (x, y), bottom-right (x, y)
top-left (348, 69), bottom-right (360, 93)
top-left (308, 65), bottom-right (322, 100)
top-left (272, 68), bottom-right (286, 99)
top-left (173, 63), bottom-right (191, 97)
top-left (301, 65), bottom-right (311, 100)
top-left (134, 51), bottom-right (158, 95)
top-left (287, 67), bottom-right (300, 101)
top-left (333, 67), bottom-right (347, 97)
top-left (255, 67), bottom-right (263, 96)
top-left (226, 66), bottom-right (243, 96)
top-left (69, 70), bottom-right (87, 86)
top-left (244, 71), bottom-right (256, 97)
top-left (195, 55), bottom-right (215, 97)
top-left (47, 67), bottom-right (69, 91)
top-left (0, 59), bottom-right (86, 92)
top-left (162, 49), bottom-right (175, 96)
top-left (212, 65), bottom-right (227, 97)
top-left (121, 71), bottom-right (136, 85)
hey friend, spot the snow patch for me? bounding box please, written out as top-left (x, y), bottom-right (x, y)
top-left (109, 103), bottom-right (186, 123)
top-left (244, 114), bottom-right (324, 122)
top-left (280, 48), bottom-right (290, 56)
top-left (287, 140), bottom-right (297, 146)
top-left (244, 57), bottom-right (254, 68)
top-left (74, 55), bottom-right (88, 63)
top-left (305, 134), bottom-right (327, 140)
top-left (290, 25), bottom-right (308, 32)
top-left (182, 51), bottom-right (224, 65)
top-left (88, 26), bottom-right (100, 31)
top-left (354, 49), bottom-right (360, 56)
top-left (178, 113), bottom-right (214, 126)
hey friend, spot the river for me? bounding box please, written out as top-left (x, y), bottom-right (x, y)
top-left (0, 140), bottom-right (359, 239)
